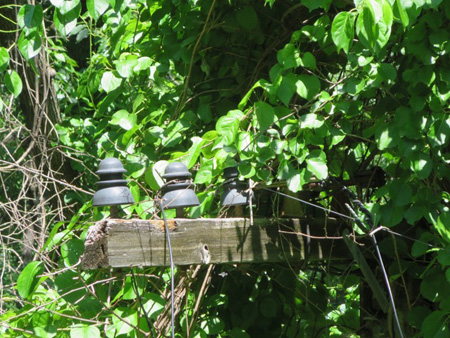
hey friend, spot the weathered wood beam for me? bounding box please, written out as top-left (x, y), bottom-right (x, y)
top-left (81, 217), bottom-right (350, 269)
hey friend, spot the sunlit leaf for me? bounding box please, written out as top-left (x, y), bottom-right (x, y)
top-left (70, 325), bottom-right (100, 338)
top-left (17, 4), bottom-right (43, 29)
top-left (0, 47), bottom-right (10, 72)
top-left (255, 101), bottom-right (276, 131)
top-left (296, 75), bottom-right (320, 100)
top-left (101, 71), bottom-right (122, 93)
top-left (4, 70), bottom-right (23, 97)
top-left (306, 150), bottom-right (328, 180)
top-left (86, 0), bottom-right (110, 21)
top-left (18, 30), bottom-right (42, 60)
top-left (331, 11), bottom-right (355, 54)
top-left (16, 261), bottom-right (44, 299)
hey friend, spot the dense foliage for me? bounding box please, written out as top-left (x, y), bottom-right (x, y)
top-left (0, 0), bottom-right (449, 336)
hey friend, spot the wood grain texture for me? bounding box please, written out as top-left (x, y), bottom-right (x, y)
top-left (82, 217), bottom-right (350, 269)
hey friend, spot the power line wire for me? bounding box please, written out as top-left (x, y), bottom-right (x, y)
top-left (262, 188), bottom-right (356, 221)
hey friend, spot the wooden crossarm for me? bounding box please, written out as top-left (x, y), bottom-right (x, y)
top-left (81, 217), bottom-right (350, 269)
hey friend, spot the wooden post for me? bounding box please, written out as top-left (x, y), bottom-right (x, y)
top-left (81, 217), bottom-right (350, 269)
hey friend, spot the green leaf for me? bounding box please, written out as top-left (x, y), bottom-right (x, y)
top-left (437, 246), bottom-right (450, 266)
top-left (70, 325), bottom-right (100, 338)
top-left (300, 52), bottom-right (317, 70)
top-left (380, 202), bottom-right (404, 227)
top-left (58, 0), bottom-right (81, 14)
top-left (277, 43), bottom-right (301, 70)
top-left (422, 311), bottom-right (450, 338)
top-left (134, 56), bottom-right (153, 72)
top-left (33, 326), bottom-right (57, 338)
top-left (18, 30), bottom-right (42, 60)
top-left (200, 317), bottom-right (225, 335)
top-left (113, 308), bottom-right (137, 335)
top-left (411, 153), bottom-right (432, 179)
top-left (16, 261), bottom-right (44, 299)
top-left (238, 161), bottom-right (256, 178)
top-left (216, 112), bottom-right (241, 146)
top-left (86, 0), bottom-right (110, 21)
top-left (194, 159), bottom-right (213, 184)
top-left (287, 169), bottom-right (311, 193)
top-left (331, 11), bottom-right (355, 54)
top-left (277, 74), bottom-right (296, 106)
top-left (395, 0), bottom-right (411, 27)
top-left (255, 101), bottom-right (276, 131)
top-left (145, 160), bottom-right (168, 191)
top-left (376, 127), bottom-right (393, 150)
top-left (379, 63), bottom-right (397, 82)
top-left (389, 179), bottom-right (413, 207)
top-left (101, 71), bottom-right (122, 93)
top-left (306, 150), bottom-right (328, 180)
top-left (299, 113), bottom-right (324, 129)
top-left (236, 7), bottom-right (258, 30)
top-left (424, 0), bottom-right (443, 9)
top-left (238, 79), bottom-right (270, 110)
top-left (356, 6), bottom-right (377, 50)
top-left (357, 0), bottom-right (393, 52)
top-left (197, 103), bottom-right (212, 123)
top-left (412, 232), bottom-right (434, 257)
top-left (434, 213), bottom-right (450, 244)
top-left (115, 57), bottom-right (139, 78)
top-left (4, 70), bottom-right (23, 97)
top-left (110, 110), bottom-right (137, 130)
top-left (143, 293), bottom-right (165, 319)
top-left (17, 4), bottom-right (43, 29)
top-left (296, 75), bottom-right (321, 100)
top-left (0, 47), bottom-right (10, 72)
top-left (183, 137), bottom-right (205, 169)
top-left (237, 131), bottom-right (253, 156)
top-left (53, 2), bottom-right (81, 36)
top-left (61, 239), bottom-right (84, 267)
top-left (302, 0), bottom-right (332, 11)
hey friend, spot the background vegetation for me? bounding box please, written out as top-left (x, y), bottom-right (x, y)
top-left (0, 0), bottom-right (449, 336)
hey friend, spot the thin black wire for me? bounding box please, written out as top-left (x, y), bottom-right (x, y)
top-left (262, 188), bottom-right (356, 221)
top-left (372, 235), bottom-right (404, 338)
top-left (159, 201), bottom-right (175, 338)
top-left (384, 228), bottom-right (435, 248)
top-left (131, 269), bottom-right (154, 337)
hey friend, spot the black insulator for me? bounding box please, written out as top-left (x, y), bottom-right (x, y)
top-left (221, 167), bottom-right (249, 206)
top-left (92, 158), bottom-right (135, 207)
top-left (160, 162), bottom-right (199, 209)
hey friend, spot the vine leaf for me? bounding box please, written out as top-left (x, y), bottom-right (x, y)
top-left (70, 325), bottom-right (101, 338)
top-left (277, 43), bottom-right (301, 70)
top-left (17, 4), bottom-right (43, 30)
top-left (101, 71), bottom-right (122, 93)
top-left (16, 261), bottom-right (44, 299)
top-left (331, 11), bottom-right (355, 54)
top-left (434, 213), bottom-right (450, 244)
top-left (305, 150), bottom-right (328, 180)
top-left (0, 47), bottom-right (9, 72)
top-left (18, 31), bottom-right (42, 60)
top-left (87, 0), bottom-right (110, 21)
top-left (255, 101), bottom-right (276, 131)
top-left (4, 70), bottom-right (23, 97)
top-left (296, 75), bottom-right (320, 100)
